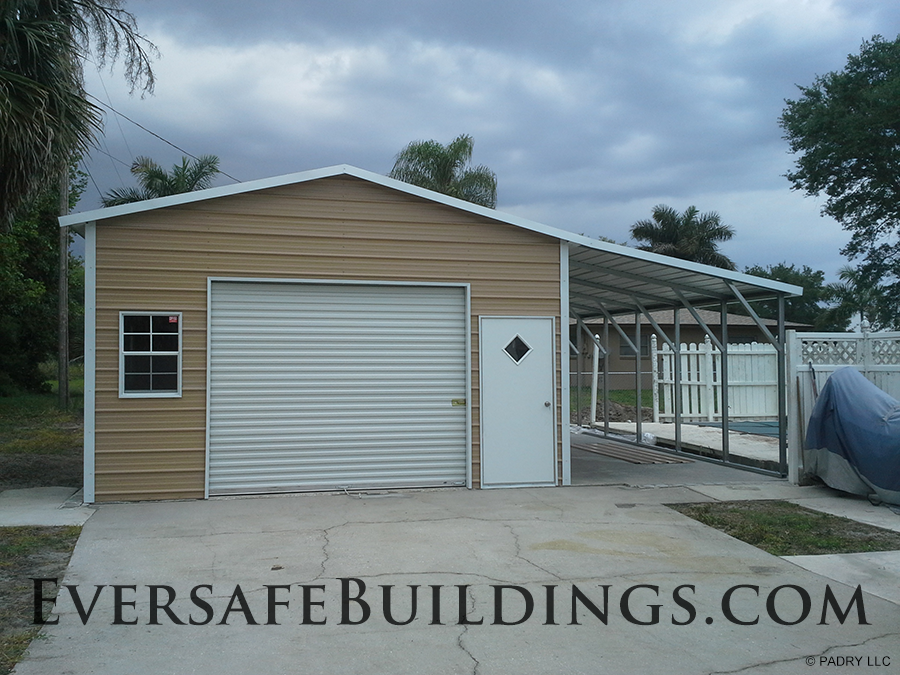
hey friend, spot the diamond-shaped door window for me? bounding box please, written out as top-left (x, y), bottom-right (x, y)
top-left (504, 335), bottom-right (532, 364)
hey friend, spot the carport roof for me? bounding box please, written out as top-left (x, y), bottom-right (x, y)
top-left (60, 164), bottom-right (802, 316)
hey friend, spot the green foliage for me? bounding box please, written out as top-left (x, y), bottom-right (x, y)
top-left (101, 155), bottom-right (221, 206)
top-left (780, 35), bottom-right (900, 321)
top-left (389, 134), bottom-right (498, 208)
top-left (818, 265), bottom-right (896, 331)
top-left (0, 173), bottom-right (85, 394)
top-left (743, 262), bottom-right (847, 330)
top-left (630, 205), bottom-right (736, 270)
top-left (0, 0), bottom-right (156, 224)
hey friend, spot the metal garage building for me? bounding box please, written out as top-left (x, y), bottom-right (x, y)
top-left (61, 165), bottom-right (801, 502)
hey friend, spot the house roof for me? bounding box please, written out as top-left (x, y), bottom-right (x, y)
top-left (59, 164), bottom-right (802, 316)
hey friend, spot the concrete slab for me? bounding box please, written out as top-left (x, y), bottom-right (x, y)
top-left (13, 486), bottom-right (900, 675)
top-left (603, 422), bottom-right (780, 465)
top-left (784, 551), bottom-right (900, 607)
top-left (571, 431), bottom-right (783, 488)
top-left (0, 487), bottom-right (95, 526)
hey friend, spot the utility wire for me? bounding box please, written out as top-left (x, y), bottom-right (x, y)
top-left (87, 94), bottom-right (242, 183)
top-left (95, 67), bottom-right (134, 163)
top-left (92, 145), bottom-right (132, 169)
top-left (85, 167), bottom-right (105, 201)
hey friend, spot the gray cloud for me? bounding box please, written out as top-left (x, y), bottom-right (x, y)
top-left (79, 0), bottom-right (900, 279)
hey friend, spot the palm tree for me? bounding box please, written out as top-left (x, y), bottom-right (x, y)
top-left (388, 134), bottom-right (497, 208)
top-left (102, 155), bottom-right (220, 206)
top-left (818, 265), bottom-right (885, 331)
top-left (630, 205), bottom-right (736, 270)
top-left (0, 0), bottom-right (156, 225)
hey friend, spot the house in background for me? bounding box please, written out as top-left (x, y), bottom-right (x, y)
top-left (572, 308), bottom-right (812, 390)
top-left (61, 165), bottom-right (802, 502)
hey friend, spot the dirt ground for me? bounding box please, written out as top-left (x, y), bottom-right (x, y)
top-left (571, 400), bottom-right (653, 425)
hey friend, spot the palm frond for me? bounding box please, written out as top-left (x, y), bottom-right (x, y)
top-left (389, 134), bottom-right (497, 208)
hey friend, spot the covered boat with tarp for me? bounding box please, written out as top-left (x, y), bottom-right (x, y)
top-left (805, 367), bottom-right (900, 506)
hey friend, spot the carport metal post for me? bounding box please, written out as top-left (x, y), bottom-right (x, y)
top-left (778, 293), bottom-right (787, 474)
top-left (603, 318), bottom-right (610, 433)
top-left (635, 310), bottom-right (642, 442)
top-left (724, 282), bottom-right (789, 476)
top-left (576, 322), bottom-right (584, 425)
top-left (720, 300), bottom-right (730, 463)
top-left (674, 307), bottom-right (682, 453)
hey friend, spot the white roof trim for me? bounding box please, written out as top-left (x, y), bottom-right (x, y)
top-left (60, 164), bottom-right (802, 297)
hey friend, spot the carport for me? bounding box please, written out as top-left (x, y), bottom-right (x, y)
top-left (560, 239), bottom-right (802, 477)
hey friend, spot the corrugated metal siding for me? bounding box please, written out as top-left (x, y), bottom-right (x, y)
top-left (92, 175), bottom-right (562, 501)
top-left (207, 281), bottom-right (468, 494)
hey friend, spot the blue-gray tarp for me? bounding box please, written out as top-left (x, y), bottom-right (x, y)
top-left (805, 367), bottom-right (900, 505)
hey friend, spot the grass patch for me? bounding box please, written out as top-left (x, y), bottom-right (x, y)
top-left (0, 394), bottom-right (82, 457)
top-left (670, 500), bottom-right (900, 556)
top-left (0, 392), bottom-right (83, 490)
top-left (0, 526), bottom-right (81, 675)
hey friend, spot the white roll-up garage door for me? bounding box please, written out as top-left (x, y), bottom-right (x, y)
top-left (207, 281), bottom-right (469, 495)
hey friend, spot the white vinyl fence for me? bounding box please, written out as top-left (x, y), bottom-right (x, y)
top-left (786, 329), bottom-right (900, 483)
top-left (651, 335), bottom-right (779, 423)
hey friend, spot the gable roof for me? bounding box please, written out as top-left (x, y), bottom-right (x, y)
top-left (59, 164), bottom-right (802, 315)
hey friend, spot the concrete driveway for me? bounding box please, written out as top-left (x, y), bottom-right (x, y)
top-left (14, 479), bottom-right (900, 675)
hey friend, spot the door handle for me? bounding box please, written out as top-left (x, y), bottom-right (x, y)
top-left (544, 401), bottom-right (551, 407)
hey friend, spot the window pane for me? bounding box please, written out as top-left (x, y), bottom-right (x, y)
top-left (124, 335), bottom-right (151, 352)
top-left (151, 373), bottom-right (178, 391)
top-left (124, 374), bottom-right (151, 391)
top-left (151, 355), bottom-right (178, 374)
top-left (152, 334), bottom-right (179, 352)
top-left (504, 335), bottom-right (532, 363)
top-left (152, 315), bottom-right (180, 333)
top-left (123, 315), bottom-right (150, 333)
top-left (124, 355), bottom-right (151, 374)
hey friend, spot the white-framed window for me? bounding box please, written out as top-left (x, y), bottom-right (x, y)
top-left (619, 333), bottom-right (650, 359)
top-left (119, 312), bottom-right (182, 398)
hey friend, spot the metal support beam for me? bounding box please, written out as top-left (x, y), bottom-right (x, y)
top-left (725, 282), bottom-right (782, 352)
top-left (635, 310), bottom-right (642, 443)
top-left (674, 306), bottom-right (682, 453)
top-left (633, 299), bottom-right (676, 350)
top-left (720, 300), bottom-right (730, 463)
top-left (777, 293), bottom-right (788, 475)
top-left (576, 318), bottom-right (584, 426)
top-left (569, 291), bottom-right (634, 316)
top-left (593, 305), bottom-right (640, 355)
top-left (603, 318), bottom-right (610, 434)
top-left (673, 290), bottom-right (726, 352)
top-left (571, 311), bottom-right (607, 356)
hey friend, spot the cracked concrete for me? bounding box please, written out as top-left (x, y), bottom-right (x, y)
top-left (12, 484), bottom-right (900, 675)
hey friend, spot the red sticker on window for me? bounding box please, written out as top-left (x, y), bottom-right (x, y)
top-left (169, 316), bottom-right (178, 323)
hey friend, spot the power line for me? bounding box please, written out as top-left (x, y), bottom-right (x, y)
top-left (95, 67), bottom-right (135, 163)
top-left (87, 94), bottom-right (242, 183)
top-left (84, 167), bottom-right (105, 201)
top-left (92, 145), bottom-right (132, 169)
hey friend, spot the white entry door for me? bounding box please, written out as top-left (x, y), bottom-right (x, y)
top-left (480, 317), bottom-right (556, 487)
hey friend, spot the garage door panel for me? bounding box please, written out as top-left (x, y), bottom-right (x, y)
top-left (208, 281), bottom-right (468, 495)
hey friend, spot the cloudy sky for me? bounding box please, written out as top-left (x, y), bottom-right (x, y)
top-left (78, 0), bottom-right (900, 280)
